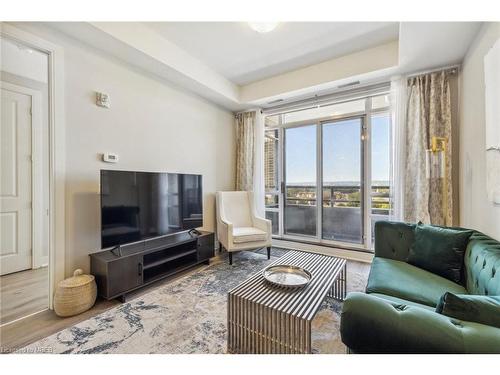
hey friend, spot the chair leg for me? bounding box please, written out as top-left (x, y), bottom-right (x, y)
top-left (229, 252), bottom-right (233, 265)
top-left (267, 246), bottom-right (271, 259)
top-left (219, 242), bottom-right (222, 254)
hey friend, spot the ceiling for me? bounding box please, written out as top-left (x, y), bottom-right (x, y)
top-left (43, 21), bottom-right (483, 110)
top-left (146, 22), bottom-right (399, 85)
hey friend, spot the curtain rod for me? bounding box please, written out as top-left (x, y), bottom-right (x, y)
top-left (406, 64), bottom-right (460, 79)
top-left (234, 108), bottom-right (263, 118)
top-left (261, 82), bottom-right (390, 116)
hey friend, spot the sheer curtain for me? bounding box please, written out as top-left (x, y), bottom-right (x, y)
top-left (389, 76), bottom-right (407, 221)
top-left (253, 111), bottom-right (266, 217)
top-left (235, 112), bottom-right (255, 191)
top-left (235, 110), bottom-right (265, 217)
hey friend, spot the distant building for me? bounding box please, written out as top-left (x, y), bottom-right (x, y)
top-left (265, 132), bottom-right (276, 190)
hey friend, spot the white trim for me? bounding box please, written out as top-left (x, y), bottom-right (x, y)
top-left (0, 81), bottom-right (47, 269)
top-left (1, 23), bottom-right (66, 310)
top-left (363, 97), bottom-right (372, 249)
top-left (272, 239), bottom-right (373, 264)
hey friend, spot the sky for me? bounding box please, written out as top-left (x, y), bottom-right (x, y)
top-left (285, 115), bottom-right (390, 184)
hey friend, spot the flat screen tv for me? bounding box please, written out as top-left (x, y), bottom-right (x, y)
top-left (100, 170), bottom-right (203, 249)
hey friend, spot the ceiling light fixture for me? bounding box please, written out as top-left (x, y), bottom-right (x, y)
top-left (248, 22), bottom-right (279, 33)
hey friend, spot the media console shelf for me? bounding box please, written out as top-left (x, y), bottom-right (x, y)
top-left (90, 231), bottom-right (214, 301)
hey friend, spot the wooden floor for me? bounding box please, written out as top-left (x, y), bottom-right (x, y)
top-left (0, 260), bottom-right (211, 351)
top-left (1, 267), bottom-right (49, 326)
top-left (0, 252), bottom-right (370, 352)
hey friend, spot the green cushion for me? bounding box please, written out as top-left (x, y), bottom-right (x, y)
top-left (341, 292), bottom-right (500, 353)
top-left (407, 224), bottom-right (473, 283)
top-left (366, 257), bottom-right (467, 307)
top-left (436, 292), bottom-right (500, 329)
top-left (369, 293), bottom-right (435, 311)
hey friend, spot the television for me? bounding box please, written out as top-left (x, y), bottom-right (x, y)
top-left (100, 170), bottom-right (203, 249)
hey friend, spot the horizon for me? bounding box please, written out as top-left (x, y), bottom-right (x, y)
top-left (285, 115), bottom-right (390, 184)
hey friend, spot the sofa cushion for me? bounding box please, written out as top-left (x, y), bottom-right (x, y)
top-left (407, 224), bottom-right (473, 283)
top-left (232, 227), bottom-right (267, 243)
top-left (436, 292), bottom-right (500, 329)
top-left (369, 293), bottom-right (435, 311)
top-left (366, 257), bottom-right (467, 307)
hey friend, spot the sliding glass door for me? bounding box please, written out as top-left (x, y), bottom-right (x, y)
top-left (284, 124), bottom-right (317, 237)
top-left (322, 118), bottom-right (364, 244)
top-left (264, 92), bottom-right (392, 252)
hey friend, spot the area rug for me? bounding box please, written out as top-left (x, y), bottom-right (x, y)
top-left (22, 248), bottom-right (369, 354)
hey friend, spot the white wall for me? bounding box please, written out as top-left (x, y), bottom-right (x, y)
top-left (12, 23), bottom-right (236, 275)
top-left (1, 38), bottom-right (48, 83)
top-left (460, 22), bottom-right (500, 240)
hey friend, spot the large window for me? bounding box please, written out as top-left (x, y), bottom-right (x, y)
top-left (264, 93), bottom-right (392, 251)
top-left (284, 124), bottom-right (317, 237)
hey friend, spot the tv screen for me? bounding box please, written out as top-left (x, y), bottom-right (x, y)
top-left (100, 170), bottom-right (203, 249)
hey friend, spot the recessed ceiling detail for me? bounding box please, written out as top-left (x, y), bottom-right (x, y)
top-left (44, 21), bottom-right (482, 111)
top-left (146, 22), bottom-right (400, 85)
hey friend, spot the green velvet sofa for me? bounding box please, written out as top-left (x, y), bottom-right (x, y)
top-left (340, 221), bottom-right (500, 353)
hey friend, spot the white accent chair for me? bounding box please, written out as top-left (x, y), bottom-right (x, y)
top-left (216, 191), bottom-right (272, 265)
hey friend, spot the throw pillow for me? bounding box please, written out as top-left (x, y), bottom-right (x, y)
top-left (436, 292), bottom-right (500, 329)
top-left (407, 224), bottom-right (473, 283)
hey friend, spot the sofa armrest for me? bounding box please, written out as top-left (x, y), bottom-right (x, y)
top-left (374, 221), bottom-right (416, 261)
top-left (340, 292), bottom-right (500, 354)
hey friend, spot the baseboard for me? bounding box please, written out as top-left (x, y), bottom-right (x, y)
top-left (272, 239), bottom-right (374, 263)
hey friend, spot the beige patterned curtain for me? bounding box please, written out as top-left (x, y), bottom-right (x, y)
top-left (404, 71), bottom-right (453, 226)
top-left (235, 111), bottom-right (255, 191)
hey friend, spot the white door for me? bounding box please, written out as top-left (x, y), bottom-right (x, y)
top-left (1, 87), bottom-right (33, 275)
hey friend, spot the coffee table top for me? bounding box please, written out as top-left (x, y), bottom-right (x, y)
top-left (228, 250), bottom-right (346, 321)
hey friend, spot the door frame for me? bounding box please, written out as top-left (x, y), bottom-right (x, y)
top-left (1, 23), bottom-right (66, 310)
top-left (0, 81), bottom-right (46, 271)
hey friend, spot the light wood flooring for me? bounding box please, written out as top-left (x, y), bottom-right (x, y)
top-left (1, 267), bottom-right (49, 326)
top-left (0, 253), bottom-right (370, 352)
top-left (0, 261), bottom-right (209, 351)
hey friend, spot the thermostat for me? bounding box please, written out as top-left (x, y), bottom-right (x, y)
top-left (103, 153), bottom-right (119, 163)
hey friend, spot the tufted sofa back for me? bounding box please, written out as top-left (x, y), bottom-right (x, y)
top-left (464, 232), bottom-right (500, 296)
top-left (374, 221), bottom-right (500, 296)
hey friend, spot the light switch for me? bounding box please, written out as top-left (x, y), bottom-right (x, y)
top-left (96, 92), bottom-right (110, 108)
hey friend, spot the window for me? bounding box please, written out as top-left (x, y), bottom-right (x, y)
top-left (284, 124), bottom-right (317, 237)
top-left (263, 92), bottom-right (392, 251)
top-left (322, 118), bottom-right (363, 243)
top-left (370, 111), bottom-right (391, 243)
top-left (264, 128), bottom-right (280, 235)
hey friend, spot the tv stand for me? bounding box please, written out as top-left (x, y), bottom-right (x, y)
top-left (90, 231), bottom-right (214, 301)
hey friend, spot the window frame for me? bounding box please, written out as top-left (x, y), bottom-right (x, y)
top-left (264, 92), bottom-right (391, 252)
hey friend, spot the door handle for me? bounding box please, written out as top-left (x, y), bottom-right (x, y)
top-left (138, 262), bottom-right (143, 276)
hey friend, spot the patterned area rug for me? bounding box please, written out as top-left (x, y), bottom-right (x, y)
top-left (22, 248), bottom-right (369, 354)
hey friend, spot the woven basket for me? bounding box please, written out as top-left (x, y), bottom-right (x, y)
top-left (54, 269), bottom-right (97, 317)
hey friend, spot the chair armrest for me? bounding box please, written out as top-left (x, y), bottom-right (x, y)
top-left (216, 192), bottom-right (233, 247)
top-left (252, 215), bottom-right (272, 238)
top-left (340, 292), bottom-right (500, 354)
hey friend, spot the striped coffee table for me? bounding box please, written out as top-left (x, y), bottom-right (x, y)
top-left (227, 250), bottom-right (347, 354)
